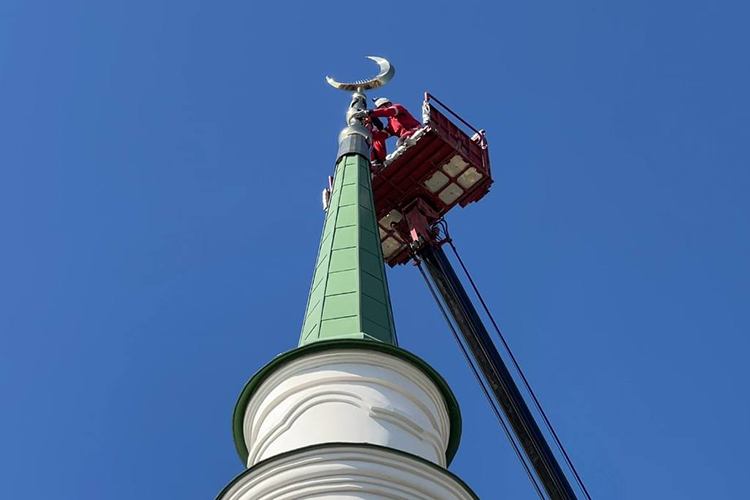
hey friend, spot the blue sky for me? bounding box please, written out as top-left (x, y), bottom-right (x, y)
top-left (1, 1), bottom-right (748, 498)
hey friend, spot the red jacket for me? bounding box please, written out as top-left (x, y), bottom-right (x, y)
top-left (370, 104), bottom-right (421, 138)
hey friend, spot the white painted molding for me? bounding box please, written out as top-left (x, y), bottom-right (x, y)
top-left (242, 349), bottom-right (453, 467)
top-left (218, 444), bottom-right (477, 500)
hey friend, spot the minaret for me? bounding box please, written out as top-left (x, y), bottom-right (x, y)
top-left (216, 59), bottom-right (478, 500)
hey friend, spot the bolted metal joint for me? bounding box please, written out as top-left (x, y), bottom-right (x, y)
top-left (346, 108), bottom-right (365, 126)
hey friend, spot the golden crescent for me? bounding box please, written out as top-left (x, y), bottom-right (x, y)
top-left (326, 56), bottom-right (395, 91)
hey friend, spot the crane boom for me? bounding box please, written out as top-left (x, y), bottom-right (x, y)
top-left (419, 244), bottom-right (578, 500)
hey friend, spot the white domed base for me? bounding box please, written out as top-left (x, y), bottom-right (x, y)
top-left (218, 444), bottom-right (478, 500)
top-left (241, 348), bottom-right (453, 467)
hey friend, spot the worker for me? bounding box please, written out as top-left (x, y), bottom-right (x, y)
top-left (367, 114), bottom-right (390, 168)
top-left (368, 97), bottom-right (422, 147)
top-left (351, 97), bottom-right (422, 169)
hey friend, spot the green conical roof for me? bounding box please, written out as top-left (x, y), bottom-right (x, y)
top-left (300, 153), bottom-right (397, 346)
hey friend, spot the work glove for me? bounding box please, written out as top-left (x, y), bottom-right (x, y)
top-left (350, 109), bottom-right (369, 120)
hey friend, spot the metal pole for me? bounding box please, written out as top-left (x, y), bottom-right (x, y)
top-left (419, 244), bottom-right (578, 500)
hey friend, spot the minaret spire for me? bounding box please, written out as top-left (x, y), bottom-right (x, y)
top-left (216, 57), bottom-right (477, 500)
top-left (299, 144), bottom-right (397, 345)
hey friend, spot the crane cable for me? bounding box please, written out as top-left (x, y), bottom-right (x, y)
top-left (440, 225), bottom-right (593, 500)
top-left (415, 258), bottom-right (546, 500)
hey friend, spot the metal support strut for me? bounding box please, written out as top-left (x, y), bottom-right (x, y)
top-left (418, 244), bottom-right (578, 500)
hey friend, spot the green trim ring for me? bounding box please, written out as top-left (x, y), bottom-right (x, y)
top-left (216, 442), bottom-right (479, 500)
top-left (232, 339), bottom-right (462, 466)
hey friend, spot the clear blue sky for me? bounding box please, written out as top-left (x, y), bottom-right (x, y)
top-left (1, 1), bottom-right (748, 498)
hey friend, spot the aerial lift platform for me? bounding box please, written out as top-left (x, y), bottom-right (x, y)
top-left (373, 93), bottom-right (493, 266)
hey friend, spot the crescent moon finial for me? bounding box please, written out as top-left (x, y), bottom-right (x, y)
top-left (326, 56), bottom-right (395, 92)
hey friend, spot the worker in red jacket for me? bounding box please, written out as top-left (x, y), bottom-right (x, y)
top-left (353, 97), bottom-right (422, 169)
top-left (369, 97), bottom-right (422, 142)
top-left (364, 114), bottom-right (390, 166)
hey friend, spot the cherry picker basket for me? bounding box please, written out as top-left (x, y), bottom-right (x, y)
top-left (372, 93), bottom-right (493, 266)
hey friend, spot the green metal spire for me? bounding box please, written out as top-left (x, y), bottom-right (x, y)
top-left (300, 153), bottom-right (397, 346)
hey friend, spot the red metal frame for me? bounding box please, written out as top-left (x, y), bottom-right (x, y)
top-left (373, 93), bottom-right (494, 266)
